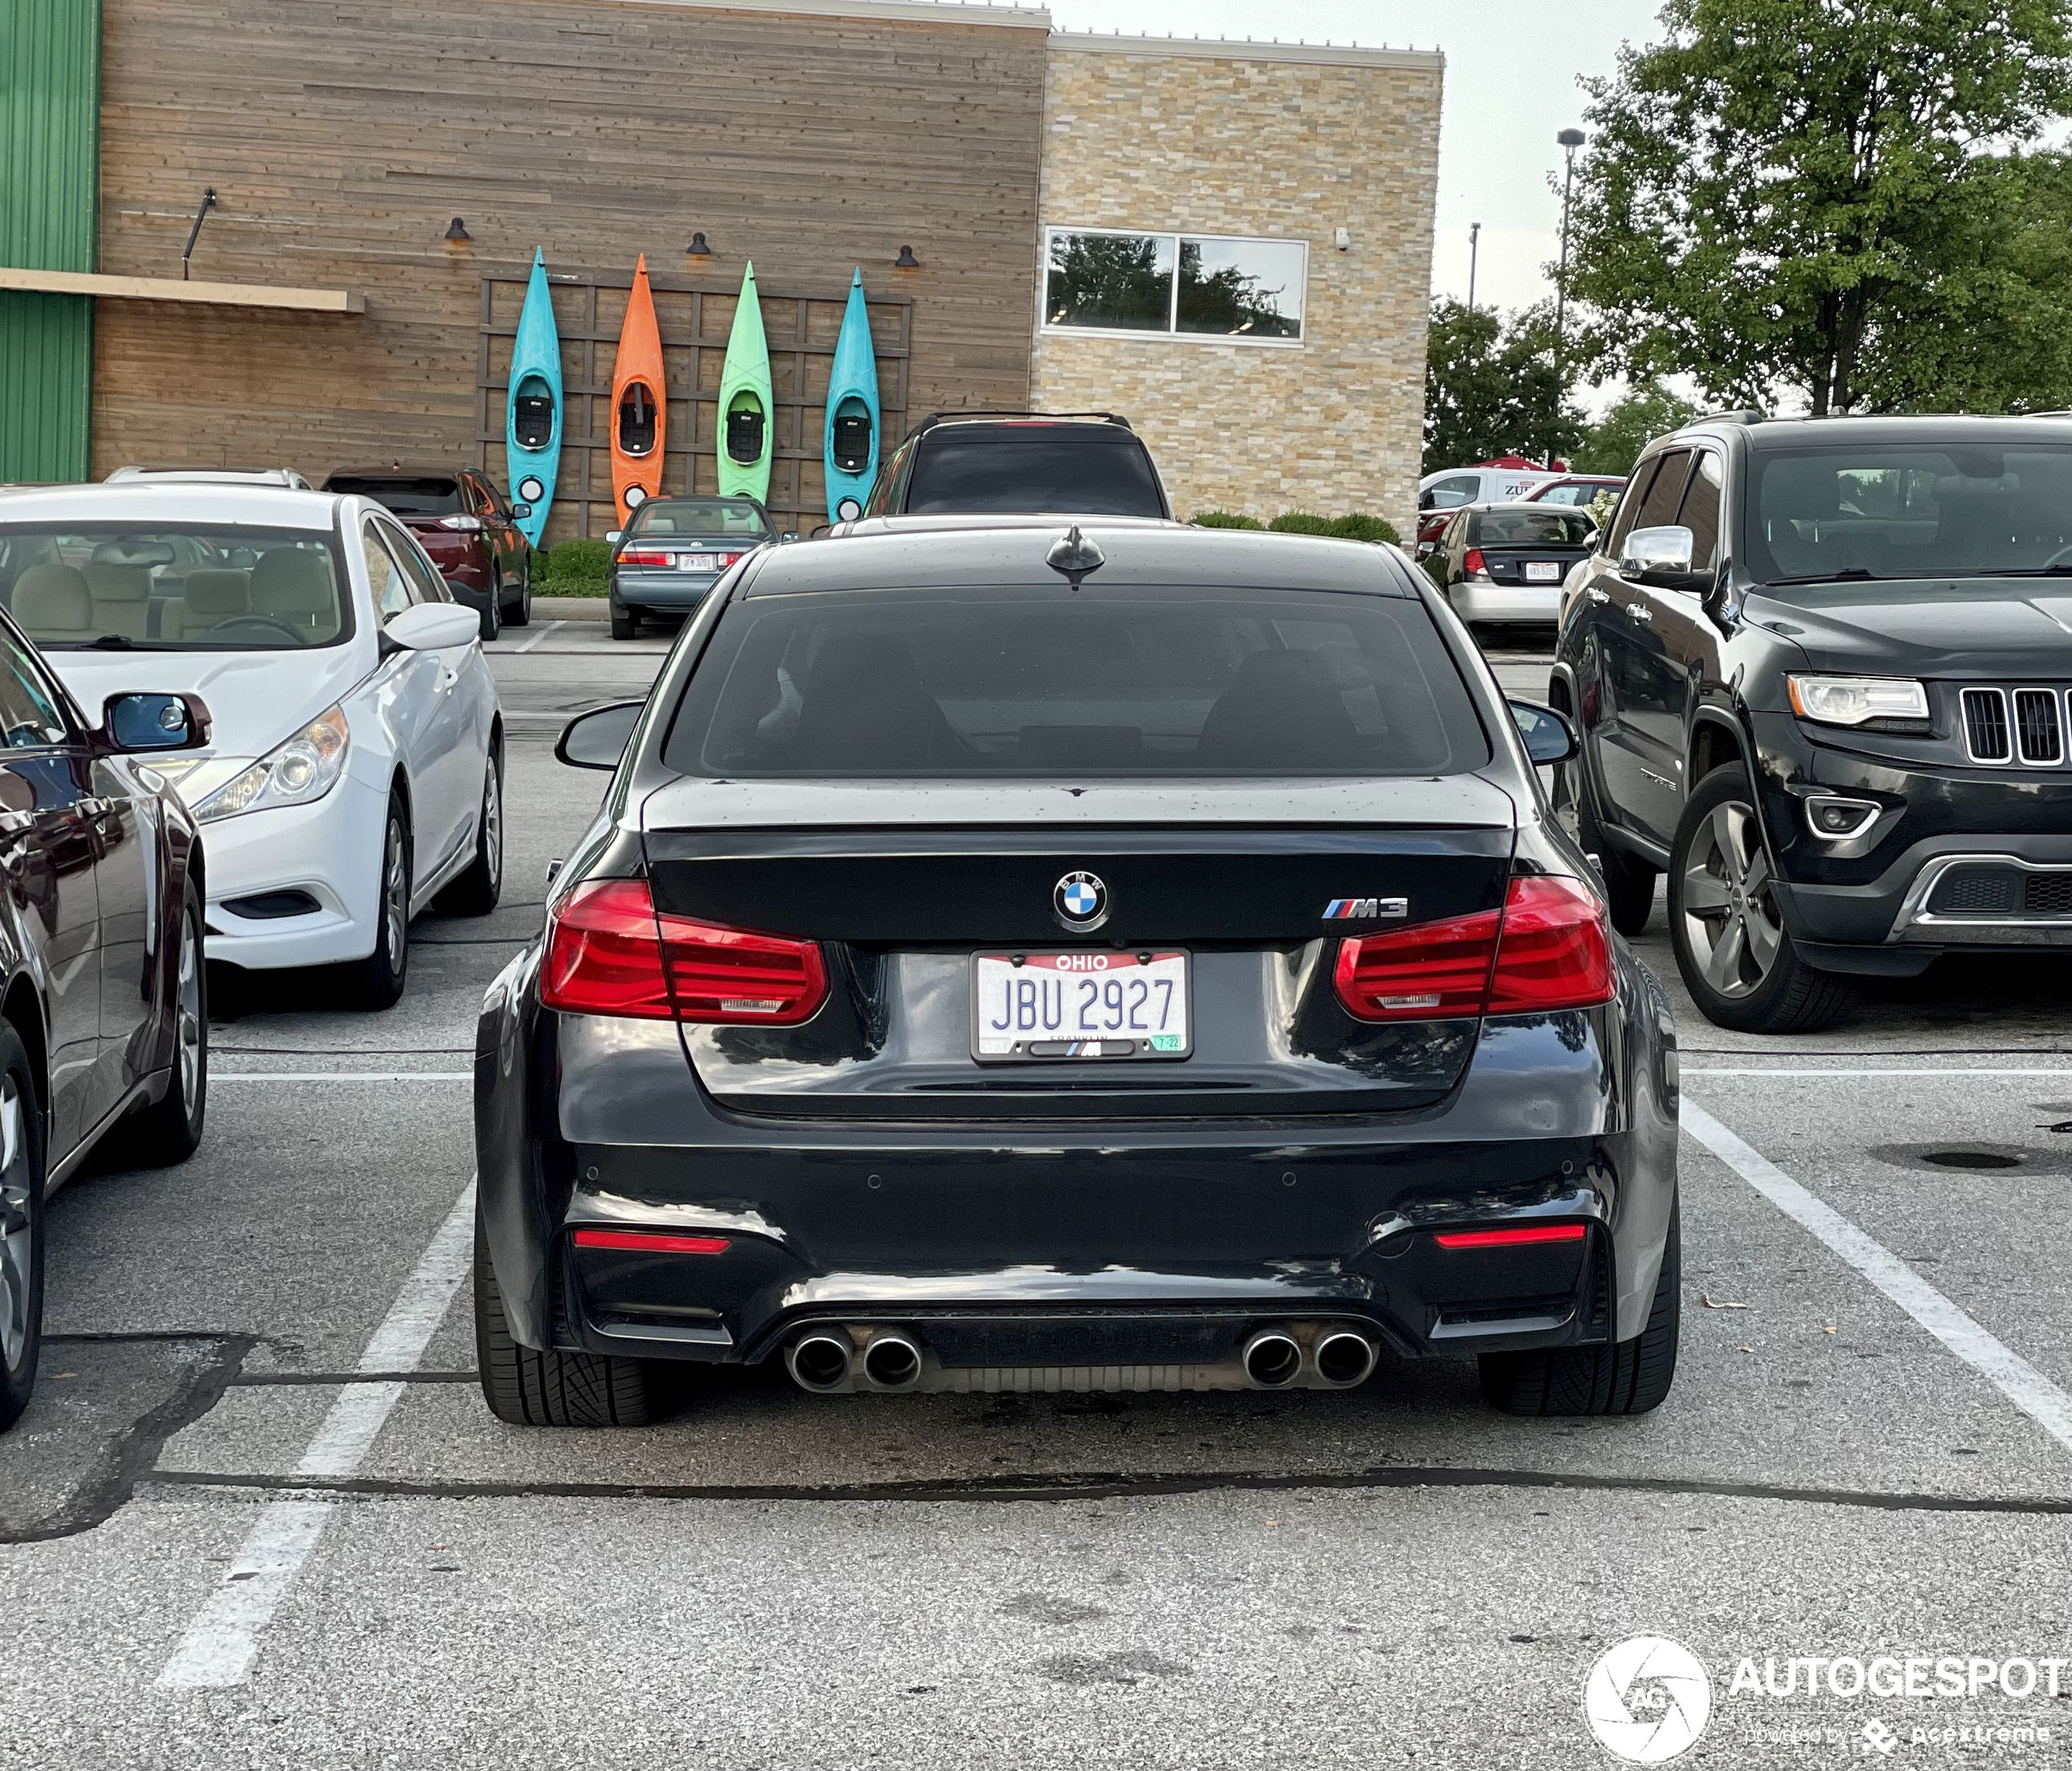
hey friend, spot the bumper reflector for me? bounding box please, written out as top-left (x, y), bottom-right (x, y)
top-left (572, 1229), bottom-right (731, 1254)
top-left (1432, 1224), bottom-right (1587, 1251)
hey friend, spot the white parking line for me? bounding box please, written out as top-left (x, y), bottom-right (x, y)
top-left (156, 1180), bottom-right (477, 1689)
top-left (512, 618), bottom-right (564, 654)
top-left (1689, 1067), bottom-right (2072, 1078)
top-left (1680, 1102), bottom-right (2072, 1457)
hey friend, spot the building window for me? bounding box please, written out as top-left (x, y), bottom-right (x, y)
top-left (1042, 228), bottom-right (1306, 345)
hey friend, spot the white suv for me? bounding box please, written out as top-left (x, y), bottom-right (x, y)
top-left (0, 482), bottom-right (503, 1007)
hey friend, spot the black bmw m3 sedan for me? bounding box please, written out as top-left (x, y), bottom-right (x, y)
top-left (473, 522), bottom-right (1681, 1427)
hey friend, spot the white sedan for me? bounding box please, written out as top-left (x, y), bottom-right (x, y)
top-left (0, 482), bottom-right (503, 1007)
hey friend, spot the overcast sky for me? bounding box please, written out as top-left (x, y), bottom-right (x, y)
top-left (1043, 0), bottom-right (1668, 317)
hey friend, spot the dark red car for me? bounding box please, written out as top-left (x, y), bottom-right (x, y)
top-left (322, 466), bottom-right (533, 639)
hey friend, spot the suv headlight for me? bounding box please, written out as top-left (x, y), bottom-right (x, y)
top-left (1786, 675), bottom-right (1929, 726)
top-left (193, 705), bottom-right (350, 825)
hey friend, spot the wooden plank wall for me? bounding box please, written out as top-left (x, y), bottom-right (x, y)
top-left (480, 266), bottom-right (910, 535)
top-left (90, 0), bottom-right (1047, 545)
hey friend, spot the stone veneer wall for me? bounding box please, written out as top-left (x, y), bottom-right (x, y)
top-left (1030, 39), bottom-right (1441, 538)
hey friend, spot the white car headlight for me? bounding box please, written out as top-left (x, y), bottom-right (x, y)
top-left (193, 705), bottom-right (350, 825)
top-left (1786, 675), bottom-right (1929, 727)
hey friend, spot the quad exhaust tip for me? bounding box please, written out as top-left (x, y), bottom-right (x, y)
top-left (1313, 1328), bottom-right (1379, 1389)
top-left (861, 1330), bottom-right (923, 1391)
top-left (787, 1330), bottom-right (853, 1392)
top-left (1242, 1328), bottom-right (1303, 1389)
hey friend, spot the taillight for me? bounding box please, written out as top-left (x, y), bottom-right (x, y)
top-left (1432, 1224), bottom-right (1587, 1251)
top-left (1332, 875), bottom-right (1613, 1022)
top-left (437, 514), bottom-right (484, 533)
top-left (1463, 547), bottom-right (1490, 578)
top-left (617, 548), bottom-right (671, 566)
top-left (540, 879), bottom-right (829, 1025)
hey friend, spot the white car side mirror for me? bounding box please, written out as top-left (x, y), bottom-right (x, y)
top-left (385, 601), bottom-right (482, 651)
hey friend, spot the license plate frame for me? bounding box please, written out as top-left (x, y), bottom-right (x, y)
top-left (970, 950), bottom-right (1192, 1062)
top-left (1525, 560), bottom-right (1562, 582)
top-left (677, 551), bottom-right (722, 571)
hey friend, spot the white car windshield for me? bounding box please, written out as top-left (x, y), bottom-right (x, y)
top-left (0, 525), bottom-right (352, 649)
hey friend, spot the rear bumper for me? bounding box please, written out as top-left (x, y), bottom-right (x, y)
top-left (612, 572), bottom-right (719, 613)
top-left (473, 947), bottom-right (1680, 1366)
top-left (1450, 579), bottom-right (1562, 623)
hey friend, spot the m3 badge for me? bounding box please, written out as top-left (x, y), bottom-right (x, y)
top-left (1322, 897), bottom-right (1409, 921)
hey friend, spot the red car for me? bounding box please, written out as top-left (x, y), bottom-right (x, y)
top-left (322, 466), bottom-right (533, 639)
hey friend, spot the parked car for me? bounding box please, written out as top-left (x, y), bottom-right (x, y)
top-left (0, 482), bottom-right (504, 1010)
top-left (473, 520), bottom-right (1680, 1428)
top-left (1525, 474), bottom-right (1627, 509)
top-left (1551, 413), bottom-right (2072, 1034)
top-left (106, 466), bottom-right (311, 489)
top-left (606, 495), bottom-right (773, 641)
top-left (322, 467), bottom-right (533, 640)
top-left (1425, 503), bottom-right (1598, 626)
top-left (0, 600), bottom-right (213, 1432)
top-left (1416, 464), bottom-right (1561, 556)
top-left (856, 413), bottom-right (1172, 521)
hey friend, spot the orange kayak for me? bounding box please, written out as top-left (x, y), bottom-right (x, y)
top-left (610, 255), bottom-right (666, 526)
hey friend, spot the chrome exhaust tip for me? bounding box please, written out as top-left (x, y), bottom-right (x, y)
top-left (1242, 1327), bottom-right (1303, 1389)
top-left (786, 1330), bottom-right (854, 1392)
top-left (1313, 1328), bottom-right (1379, 1389)
top-left (861, 1330), bottom-right (923, 1391)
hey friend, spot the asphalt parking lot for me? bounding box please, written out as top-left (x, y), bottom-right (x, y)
top-left (6, 622), bottom-right (2072, 1768)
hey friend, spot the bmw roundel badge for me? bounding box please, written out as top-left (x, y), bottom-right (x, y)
top-left (1054, 870), bottom-right (1109, 932)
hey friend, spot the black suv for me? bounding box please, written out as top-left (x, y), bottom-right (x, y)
top-left (1551, 414), bottom-right (2072, 1034)
top-left (856, 413), bottom-right (1172, 521)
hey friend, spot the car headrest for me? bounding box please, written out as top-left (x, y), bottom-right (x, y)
top-left (249, 547), bottom-right (334, 613)
top-left (84, 561), bottom-right (153, 604)
top-left (12, 565), bottom-right (94, 634)
top-left (182, 568), bottom-right (250, 618)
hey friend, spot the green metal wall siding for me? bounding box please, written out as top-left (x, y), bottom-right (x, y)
top-left (1, 0), bottom-right (100, 482)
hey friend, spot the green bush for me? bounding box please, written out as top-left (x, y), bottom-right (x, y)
top-left (538, 538), bottom-right (612, 598)
top-left (1266, 511), bottom-right (1338, 536)
top-left (1326, 512), bottom-right (1399, 546)
top-left (1190, 511), bottom-right (1265, 529)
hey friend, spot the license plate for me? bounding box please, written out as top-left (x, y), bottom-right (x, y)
top-left (1525, 560), bottom-right (1561, 582)
top-left (971, 950), bottom-right (1191, 1060)
top-left (676, 551), bottom-right (721, 571)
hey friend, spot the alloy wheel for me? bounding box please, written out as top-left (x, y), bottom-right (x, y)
top-left (383, 817), bottom-right (408, 972)
top-left (175, 905), bottom-right (202, 1122)
top-left (482, 767), bottom-right (503, 895)
top-left (1679, 799), bottom-right (1782, 999)
top-left (0, 1075), bottom-right (32, 1372)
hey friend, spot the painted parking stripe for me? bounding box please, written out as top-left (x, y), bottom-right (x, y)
top-left (513, 618), bottom-right (564, 654)
top-left (156, 1180), bottom-right (477, 1689)
top-left (212, 1072), bottom-right (472, 1083)
top-left (1689, 1067), bottom-right (2072, 1078)
top-left (1681, 1101), bottom-right (2072, 1458)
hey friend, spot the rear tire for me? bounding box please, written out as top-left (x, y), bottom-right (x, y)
top-left (473, 1207), bottom-right (651, 1427)
top-left (1478, 1202), bottom-right (1680, 1417)
top-left (1670, 764), bottom-right (1854, 1034)
top-left (118, 882), bottom-right (207, 1164)
top-left (340, 797), bottom-right (410, 1010)
top-left (506, 558), bottom-right (532, 626)
top-left (477, 580), bottom-right (503, 643)
top-left (435, 750), bottom-right (503, 917)
top-left (609, 597), bottom-right (638, 642)
top-left (0, 1024), bottom-right (44, 1433)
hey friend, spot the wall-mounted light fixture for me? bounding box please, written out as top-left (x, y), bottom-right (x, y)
top-left (181, 187), bottom-right (218, 281)
top-left (1334, 227), bottom-right (1352, 252)
top-left (895, 244), bottom-right (920, 269)
top-left (686, 232), bottom-right (713, 257)
top-left (444, 216), bottom-right (471, 241)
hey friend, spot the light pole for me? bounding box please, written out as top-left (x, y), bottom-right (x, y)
top-left (1552, 127), bottom-right (1586, 467)
top-left (1468, 222), bottom-right (1481, 312)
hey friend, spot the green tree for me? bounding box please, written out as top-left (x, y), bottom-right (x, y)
top-left (1423, 299), bottom-right (1586, 472)
top-left (1565, 0), bottom-right (2072, 415)
top-left (1573, 381), bottom-right (1702, 476)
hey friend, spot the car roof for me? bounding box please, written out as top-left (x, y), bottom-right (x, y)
top-left (914, 418), bottom-right (1147, 445)
top-left (833, 512), bottom-right (1179, 540)
top-left (0, 481), bottom-right (353, 527)
top-left (744, 520), bottom-right (1413, 597)
top-left (325, 465), bottom-right (472, 482)
top-left (1676, 414), bottom-right (2072, 453)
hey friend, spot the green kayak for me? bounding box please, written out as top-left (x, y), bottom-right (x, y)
top-left (718, 263), bottom-right (773, 503)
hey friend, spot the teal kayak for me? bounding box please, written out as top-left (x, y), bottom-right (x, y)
top-left (505, 249), bottom-right (562, 547)
top-left (718, 262), bottom-right (773, 503)
top-left (823, 268), bottom-right (880, 522)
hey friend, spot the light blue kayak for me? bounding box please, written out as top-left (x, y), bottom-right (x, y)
top-left (505, 249), bottom-right (563, 547)
top-left (823, 267), bottom-right (880, 522)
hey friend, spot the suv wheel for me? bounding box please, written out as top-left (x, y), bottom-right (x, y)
top-left (478, 576), bottom-right (503, 643)
top-left (507, 557), bottom-right (532, 626)
top-left (1669, 764), bottom-right (1853, 1033)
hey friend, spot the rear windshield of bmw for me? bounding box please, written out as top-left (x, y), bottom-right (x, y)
top-left (661, 582), bottom-right (1490, 777)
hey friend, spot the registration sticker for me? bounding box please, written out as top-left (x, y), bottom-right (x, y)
top-left (971, 950), bottom-right (1191, 1061)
